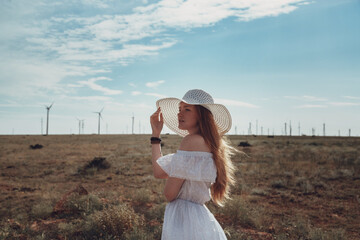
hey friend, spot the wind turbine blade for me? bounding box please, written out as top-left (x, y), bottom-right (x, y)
top-left (100, 107), bottom-right (104, 113)
top-left (49, 102), bottom-right (54, 109)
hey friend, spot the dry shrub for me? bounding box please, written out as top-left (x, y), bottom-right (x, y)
top-left (64, 194), bottom-right (103, 217)
top-left (224, 226), bottom-right (248, 240)
top-left (309, 228), bottom-right (346, 240)
top-left (58, 221), bottom-right (80, 237)
top-left (276, 218), bottom-right (346, 240)
top-left (132, 189), bottom-right (152, 205)
top-left (30, 201), bottom-right (53, 219)
top-left (221, 196), bottom-right (255, 228)
top-left (250, 188), bottom-right (269, 196)
top-left (290, 218), bottom-right (310, 238)
top-left (86, 203), bottom-right (144, 238)
top-left (145, 203), bottom-right (166, 222)
top-left (123, 228), bottom-right (155, 240)
top-left (232, 181), bottom-right (244, 195)
top-left (295, 177), bottom-right (315, 194)
top-left (271, 179), bottom-right (288, 189)
top-left (78, 157), bottom-right (111, 175)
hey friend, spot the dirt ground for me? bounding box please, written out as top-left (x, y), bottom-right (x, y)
top-left (0, 134), bottom-right (359, 239)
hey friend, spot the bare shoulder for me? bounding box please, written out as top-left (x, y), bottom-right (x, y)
top-left (179, 134), bottom-right (211, 152)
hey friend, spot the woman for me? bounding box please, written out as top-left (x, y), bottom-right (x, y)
top-left (150, 89), bottom-right (236, 240)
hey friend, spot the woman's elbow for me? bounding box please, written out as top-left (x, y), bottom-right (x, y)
top-left (164, 188), bottom-right (179, 202)
top-left (164, 192), bottom-right (176, 202)
top-left (153, 171), bottom-right (167, 179)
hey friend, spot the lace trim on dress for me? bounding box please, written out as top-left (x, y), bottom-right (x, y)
top-left (156, 150), bottom-right (217, 183)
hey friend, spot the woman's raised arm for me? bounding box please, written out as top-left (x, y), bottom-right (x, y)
top-left (150, 107), bottom-right (168, 179)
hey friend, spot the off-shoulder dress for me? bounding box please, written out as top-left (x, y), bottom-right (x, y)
top-left (157, 150), bottom-right (227, 240)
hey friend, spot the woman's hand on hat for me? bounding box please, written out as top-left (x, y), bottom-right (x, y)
top-left (150, 107), bottom-right (163, 137)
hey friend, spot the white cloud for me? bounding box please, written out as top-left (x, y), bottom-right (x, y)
top-left (284, 95), bottom-right (327, 101)
top-left (129, 83), bottom-right (137, 87)
top-left (0, 0), bottom-right (310, 105)
top-left (294, 104), bottom-right (327, 108)
top-left (298, 1), bottom-right (313, 5)
top-left (215, 98), bottom-right (260, 108)
top-left (145, 93), bottom-right (168, 98)
top-left (132, 91), bottom-right (142, 96)
top-left (0, 57), bottom-right (73, 97)
top-left (76, 77), bottom-right (123, 95)
top-left (134, 0), bottom-right (310, 28)
top-left (81, 0), bottom-right (110, 9)
top-left (146, 80), bottom-right (165, 88)
top-left (302, 95), bottom-right (327, 101)
top-left (236, 2), bottom-right (300, 21)
top-left (128, 103), bottom-right (153, 110)
top-left (343, 96), bottom-right (360, 100)
top-left (329, 102), bottom-right (360, 107)
top-left (0, 101), bottom-right (38, 108)
top-left (69, 96), bottom-right (113, 101)
top-left (2, 0), bottom-right (308, 69)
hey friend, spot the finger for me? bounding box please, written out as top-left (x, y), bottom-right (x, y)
top-left (154, 107), bottom-right (160, 115)
top-left (160, 112), bottom-right (164, 122)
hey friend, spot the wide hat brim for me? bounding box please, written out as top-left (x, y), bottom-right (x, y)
top-left (156, 97), bottom-right (232, 137)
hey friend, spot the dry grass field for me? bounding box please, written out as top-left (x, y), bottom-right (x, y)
top-left (0, 134), bottom-right (359, 240)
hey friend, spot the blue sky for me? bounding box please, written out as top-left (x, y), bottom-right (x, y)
top-left (0, 0), bottom-right (359, 136)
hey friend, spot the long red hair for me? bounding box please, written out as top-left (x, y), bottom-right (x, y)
top-left (195, 105), bottom-right (236, 206)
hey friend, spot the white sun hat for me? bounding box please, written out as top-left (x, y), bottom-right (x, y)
top-left (156, 89), bottom-right (232, 137)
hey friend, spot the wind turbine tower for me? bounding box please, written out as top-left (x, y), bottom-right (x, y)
top-left (256, 120), bottom-right (258, 135)
top-left (77, 118), bottom-right (84, 134)
top-left (45, 102), bottom-right (54, 135)
top-left (81, 120), bottom-right (85, 134)
top-left (132, 113), bottom-right (135, 134)
top-left (94, 108), bottom-right (104, 135)
top-left (289, 121), bottom-right (292, 136)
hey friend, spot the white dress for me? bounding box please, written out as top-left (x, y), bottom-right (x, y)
top-left (157, 150), bottom-right (227, 240)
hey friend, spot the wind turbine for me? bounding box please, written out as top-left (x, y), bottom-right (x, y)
top-left (132, 113), bottom-right (135, 134)
top-left (77, 118), bottom-right (85, 134)
top-left (45, 102), bottom-right (54, 135)
top-left (81, 119), bottom-right (85, 134)
top-left (94, 108), bottom-right (104, 134)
